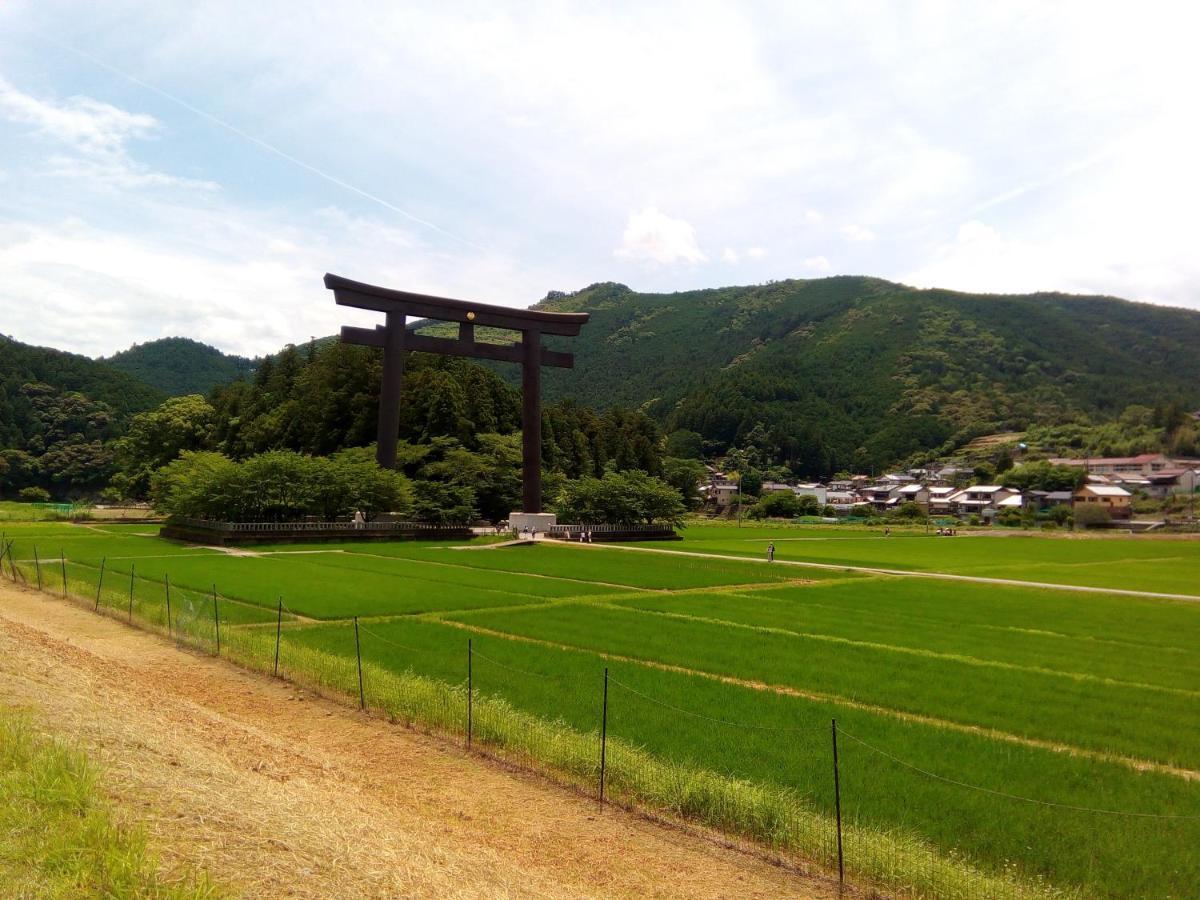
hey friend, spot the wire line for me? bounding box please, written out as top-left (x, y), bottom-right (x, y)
top-left (34, 32), bottom-right (488, 252)
top-left (609, 677), bottom-right (812, 733)
top-left (836, 727), bottom-right (1200, 820)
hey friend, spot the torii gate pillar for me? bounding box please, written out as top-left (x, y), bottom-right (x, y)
top-left (327, 274), bottom-right (589, 518)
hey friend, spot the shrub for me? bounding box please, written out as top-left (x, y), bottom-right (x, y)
top-left (748, 491), bottom-right (800, 519)
top-left (1073, 503), bottom-right (1112, 528)
top-left (18, 486), bottom-right (51, 503)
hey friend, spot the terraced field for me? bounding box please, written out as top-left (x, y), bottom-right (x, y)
top-left (3, 520), bottom-right (1198, 898)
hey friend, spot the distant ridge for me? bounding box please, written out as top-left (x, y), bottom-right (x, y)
top-left (520, 276), bottom-right (1200, 472)
top-left (104, 337), bottom-right (256, 396)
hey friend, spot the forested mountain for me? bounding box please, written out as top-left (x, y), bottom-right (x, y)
top-left (0, 335), bottom-right (165, 496)
top-left (104, 337), bottom-right (255, 396)
top-left (507, 278), bottom-right (1200, 476)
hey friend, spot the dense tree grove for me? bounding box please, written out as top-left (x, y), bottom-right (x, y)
top-left (152, 448), bottom-right (412, 522)
top-left (115, 343), bottom-right (668, 523)
top-left (554, 468), bottom-right (686, 527)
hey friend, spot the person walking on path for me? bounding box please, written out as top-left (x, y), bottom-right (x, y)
top-left (767, 541), bottom-right (775, 563)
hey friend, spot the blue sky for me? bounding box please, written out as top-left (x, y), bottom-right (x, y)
top-left (1, 1), bottom-right (1198, 358)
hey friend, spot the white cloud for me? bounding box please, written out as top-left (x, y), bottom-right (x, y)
top-left (746, 246), bottom-right (766, 260)
top-left (0, 76), bottom-right (215, 193)
top-left (614, 207), bottom-right (707, 265)
top-left (802, 256), bottom-right (831, 272)
top-left (804, 209), bottom-right (823, 225)
top-left (721, 247), bottom-right (740, 264)
top-left (840, 224), bottom-right (877, 243)
top-left (0, 75), bottom-right (158, 156)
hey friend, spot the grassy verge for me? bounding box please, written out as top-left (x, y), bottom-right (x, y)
top-left (0, 708), bottom-right (215, 898)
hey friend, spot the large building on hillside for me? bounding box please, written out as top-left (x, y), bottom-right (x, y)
top-left (1049, 453), bottom-right (1199, 477)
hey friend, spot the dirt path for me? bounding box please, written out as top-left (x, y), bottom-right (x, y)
top-left (572, 541), bottom-right (1200, 602)
top-left (0, 582), bottom-right (846, 899)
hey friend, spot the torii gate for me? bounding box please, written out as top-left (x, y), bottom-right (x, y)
top-left (326, 273), bottom-right (589, 517)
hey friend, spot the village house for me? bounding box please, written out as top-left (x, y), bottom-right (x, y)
top-left (951, 485), bottom-right (1018, 520)
top-left (793, 483), bottom-right (828, 505)
top-left (1073, 484), bottom-right (1133, 518)
top-left (926, 486), bottom-right (959, 516)
top-left (896, 483), bottom-right (930, 507)
top-left (1143, 468), bottom-right (1200, 498)
top-left (867, 481), bottom-right (904, 512)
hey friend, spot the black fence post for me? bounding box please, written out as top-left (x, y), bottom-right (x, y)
top-left (128, 563), bottom-right (135, 621)
top-left (164, 574), bottom-right (172, 637)
top-left (467, 638), bottom-right (473, 749)
top-left (832, 718), bottom-right (844, 885)
top-left (273, 598), bottom-right (282, 677)
top-left (212, 585), bottom-right (220, 655)
top-left (95, 557), bottom-right (105, 611)
top-left (34, 546), bottom-right (42, 591)
top-left (60, 550), bottom-right (67, 598)
top-left (354, 616), bottom-right (365, 711)
top-left (599, 666), bottom-right (609, 804)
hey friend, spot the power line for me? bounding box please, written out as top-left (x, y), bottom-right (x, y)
top-left (836, 726), bottom-right (1200, 820)
top-left (35, 32), bottom-right (488, 252)
top-left (610, 676), bottom-right (813, 734)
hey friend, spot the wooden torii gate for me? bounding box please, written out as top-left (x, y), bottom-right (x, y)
top-left (326, 273), bottom-right (589, 515)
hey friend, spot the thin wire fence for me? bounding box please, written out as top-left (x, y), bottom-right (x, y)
top-left (1, 540), bottom-right (1193, 899)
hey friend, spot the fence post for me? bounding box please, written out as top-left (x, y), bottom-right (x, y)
top-left (95, 557), bottom-right (105, 611)
top-left (354, 616), bottom-right (365, 711)
top-left (212, 585), bottom-right (220, 655)
top-left (34, 547), bottom-right (42, 591)
top-left (164, 574), bottom-right (172, 637)
top-left (273, 598), bottom-right (282, 677)
top-left (599, 666), bottom-right (609, 804)
top-left (832, 718), bottom-right (844, 885)
top-left (128, 563), bottom-right (135, 621)
top-left (467, 638), bottom-right (473, 749)
top-left (60, 550), bottom-right (67, 598)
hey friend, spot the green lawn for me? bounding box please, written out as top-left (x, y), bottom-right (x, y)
top-left (2, 519), bottom-right (1197, 898)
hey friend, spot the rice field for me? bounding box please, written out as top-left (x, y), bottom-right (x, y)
top-left (2, 519), bottom-right (1198, 898)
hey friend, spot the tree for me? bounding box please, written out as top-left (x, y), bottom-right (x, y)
top-left (555, 468), bottom-right (685, 527)
top-left (738, 469), bottom-right (763, 497)
top-left (795, 494), bottom-right (822, 516)
top-left (412, 481), bottom-right (478, 525)
top-left (1001, 461), bottom-right (1086, 492)
top-left (664, 429), bottom-right (704, 459)
top-left (151, 449), bottom-right (411, 522)
top-left (661, 457), bottom-right (707, 508)
top-left (749, 491), bottom-right (799, 519)
top-left (420, 434), bottom-right (522, 522)
top-left (115, 394), bottom-right (217, 497)
top-left (1073, 503), bottom-right (1111, 528)
top-left (891, 501), bottom-right (926, 520)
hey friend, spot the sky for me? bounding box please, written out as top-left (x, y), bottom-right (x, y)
top-left (1, 1), bottom-right (1198, 358)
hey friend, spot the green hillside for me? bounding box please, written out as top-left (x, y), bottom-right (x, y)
top-left (104, 337), bottom-right (255, 396)
top-left (500, 278), bottom-right (1200, 474)
top-left (0, 334), bottom-right (166, 497)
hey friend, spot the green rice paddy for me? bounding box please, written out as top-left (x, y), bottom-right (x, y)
top-left (2, 519), bottom-right (1197, 898)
